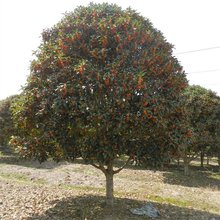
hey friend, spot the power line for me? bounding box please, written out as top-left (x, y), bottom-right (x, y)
top-left (188, 69), bottom-right (220, 74)
top-left (196, 83), bottom-right (220, 87)
top-left (175, 46), bottom-right (220, 55)
top-left (189, 83), bottom-right (219, 87)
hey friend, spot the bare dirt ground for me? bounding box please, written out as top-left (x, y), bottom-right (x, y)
top-left (0, 153), bottom-right (220, 220)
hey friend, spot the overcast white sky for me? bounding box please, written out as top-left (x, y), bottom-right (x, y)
top-left (0, 0), bottom-right (220, 100)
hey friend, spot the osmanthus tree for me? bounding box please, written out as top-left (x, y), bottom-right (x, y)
top-left (0, 95), bottom-right (17, 147)
top-left (182, 85), bottom-right (220, 175)
top-left (208, 96), bottom-right (220, 172)
top-left (10, 3), bottom-right (187, 206)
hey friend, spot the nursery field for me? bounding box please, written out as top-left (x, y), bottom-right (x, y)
top-left (0, 152), bottom-right (220, 220)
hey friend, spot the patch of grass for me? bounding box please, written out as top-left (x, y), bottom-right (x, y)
top-left (0, 151), bottom-right (4, 157)
top-left (210, 173), bottom-right (220, 180)
top-left (60, 184), bottom-right (105, 193)
top-left (0, 172), bottom-right (29, 182)
top-left (0, 172), bottom-right (48, 185)
top-left (147, 194), bottom-right (192, 208)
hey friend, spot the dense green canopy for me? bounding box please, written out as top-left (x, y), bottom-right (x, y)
top-left (0, 96), bottom-right (17, 146)
top-left (183, 85), bottom-right (220, 163)
top-left (10, 3), bottom-right (187, 205)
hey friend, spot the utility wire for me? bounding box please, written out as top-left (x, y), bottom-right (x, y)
top-left (175, 46), bottom-right (220, 55)
top-left (198, 83), bottom-right (219, 86)
top-left (188, 69), bottom-right (220, 74)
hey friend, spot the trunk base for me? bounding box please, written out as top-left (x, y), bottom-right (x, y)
top-left (184, 164), bottom-right (190, 176)
top-left (183, 158), bottom-right (190, 176)
top-left (200, 151), bottom-right (204, 168)
top-left (105, 169), bottom-right (114, 207)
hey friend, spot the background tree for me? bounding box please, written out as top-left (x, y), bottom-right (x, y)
top-left (182, 85), bottom-right (220, 175)
top-left (207, 97), bottom-right (220, 172)
top-left (0, 95), bottom-right (17, 148)
top-left (10, 3), bottom-right (187, 206)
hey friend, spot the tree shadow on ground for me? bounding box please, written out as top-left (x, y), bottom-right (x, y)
top-left (28, 195), bottom-right (220, 220)
top-left (162, 166), bottom-right (220, 190)
top-left (0, 151), bottom-right (66, 169)
top-left (0, 151), bottom-right (143, 171)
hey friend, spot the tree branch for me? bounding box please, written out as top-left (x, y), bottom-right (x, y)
top-left (113, 157), bottom-right (131, 174)
top-left (91, 163), bottom-right (106, 174)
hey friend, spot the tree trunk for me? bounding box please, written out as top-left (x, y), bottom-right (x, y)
top-left (200, 151), bottom-right (204, 168)
top-left (105, 163), bottom-right (114, 207)
top-left (183, 157), bottom-right (190, 176)
top-left (218, 152), bottom-right (220, 173)
top-left (206, 156), bottom-right (209, 165)
top-left (177, 158), bottom-right (180, 167)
